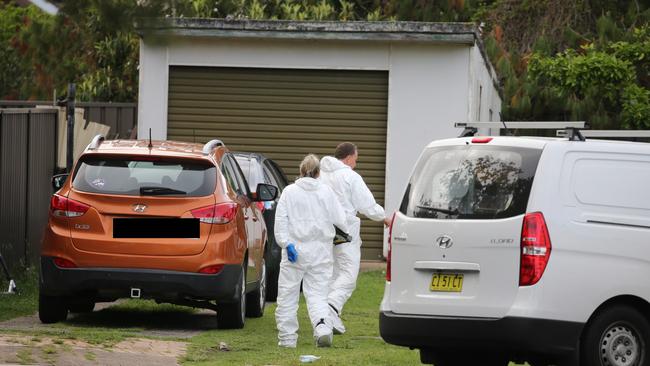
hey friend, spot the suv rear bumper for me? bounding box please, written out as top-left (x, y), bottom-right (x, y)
top-left (380, 311), bottom-right (583, 357)
top-left (40, 256), bottom-right (241, 302)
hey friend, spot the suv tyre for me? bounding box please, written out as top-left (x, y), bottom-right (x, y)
top-left (216, 265), bottom-right (246, 329)
top-left (581, 305), bottom-right (648, 366)
top-left (245, 259), bottom-right (266, 318)
top-left (38, 293), bottom-right (68, 324)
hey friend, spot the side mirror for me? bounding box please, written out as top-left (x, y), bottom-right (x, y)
top-left (254, 183), bottom-right (278, 202)
top-left (52, 174), bottom-right (68, 190)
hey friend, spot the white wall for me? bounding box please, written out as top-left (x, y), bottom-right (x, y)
top-left (138, 36), bottom-right (499, 257)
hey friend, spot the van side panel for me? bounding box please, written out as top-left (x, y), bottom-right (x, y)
top-left (509, 142), bottom-right (650, 322)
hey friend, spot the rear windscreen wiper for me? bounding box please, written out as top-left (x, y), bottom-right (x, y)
top-left (139, 187), bottom-right (187, 196)
top-left (416, 205), bottom-right (459, 215)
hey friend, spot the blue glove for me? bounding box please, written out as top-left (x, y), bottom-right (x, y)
top-left (286, 243), bottom-right (298, 263)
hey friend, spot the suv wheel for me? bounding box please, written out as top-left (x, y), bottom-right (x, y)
top-left (38, 293), bottom-right (68, 324)
top-left (581, 305), bottom-right (648, 366)
top-left (216, 265), bottom-right (246, 329)
top-left (246, 259), bottom-right (266, 318)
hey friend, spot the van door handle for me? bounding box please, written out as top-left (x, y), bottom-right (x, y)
top-left (244, 215), bottom-right (249, 220)
top-left (252, 216), bottom-right (258, 222)
top-left (413, 261), bottom-right (480, 272)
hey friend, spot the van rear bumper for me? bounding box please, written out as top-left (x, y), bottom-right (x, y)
top-left (380, 311), bottom-right (583, 357)
top-left (40, 256), bottom-right (241, 302)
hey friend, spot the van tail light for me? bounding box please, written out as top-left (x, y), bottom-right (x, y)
top-left (53, 257), bottom-right (77, 268)
top-left (199, 264), bottom-right (224, 274)
top-left (50, 194), bottom-right (90, 217)
top-left (386, 212), bottom-right (396, 282)
top-left (519, 212), bottom-right (552, 286)
top-left (191, 203), bottom-right (238, 224)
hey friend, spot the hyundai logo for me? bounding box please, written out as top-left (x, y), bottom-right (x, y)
top-left (436, 235), bottom-right (453, 249)
top-left (132, 204), bottom-right (147, 213)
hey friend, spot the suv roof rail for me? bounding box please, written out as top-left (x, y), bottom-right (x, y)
top-left (454, 121), bottom-right (586, 138)
top-left (86, 134), bottom-right (105, 150)
top-left (202, 139), bottom-right (224, 155)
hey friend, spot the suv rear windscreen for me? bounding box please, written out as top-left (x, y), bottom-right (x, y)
top-left (400, 145), bottom-right (542, 219)
top-left (72, 156), bottom-right (217, 197)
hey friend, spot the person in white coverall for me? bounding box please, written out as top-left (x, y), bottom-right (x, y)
top-left (274, 154), bottom-right (349, 348)
top-left (320, 142), bottom-right (390, 334)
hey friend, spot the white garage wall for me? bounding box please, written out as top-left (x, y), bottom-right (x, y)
top-left (138, 36), bottom-right (498, 257)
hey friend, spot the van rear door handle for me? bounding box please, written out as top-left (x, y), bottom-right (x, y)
top-left (413, 261), bottom-right (480, 272)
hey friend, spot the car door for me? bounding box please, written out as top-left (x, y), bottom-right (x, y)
top-left (225, 154), bottom-right (263, 285)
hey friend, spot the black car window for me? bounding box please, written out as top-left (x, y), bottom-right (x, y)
top-left (72, 155), bottom-right (216, 197)
top-left (400, 145), bottom-right (542, 220)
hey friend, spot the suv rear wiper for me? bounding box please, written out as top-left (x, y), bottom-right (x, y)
top-left (140, 187), bottom-right (187, 196)
top-left (416, 205), bottom-right (459, 215)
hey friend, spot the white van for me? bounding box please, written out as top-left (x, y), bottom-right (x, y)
top-left (379, 133), bottom-right (650, 366)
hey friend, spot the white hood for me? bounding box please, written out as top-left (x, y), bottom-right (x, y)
top-left (295, 177), bottom-right (320, 191)
top-left (320, 156), bottom-right (349, 173)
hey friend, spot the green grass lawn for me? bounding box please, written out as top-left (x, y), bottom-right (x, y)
top-left (182, 270), bottom-right (422, 365)
top-left (0, 268), bottom-right (526, 365)
top-left (0, 266), bottom-right (39, 322)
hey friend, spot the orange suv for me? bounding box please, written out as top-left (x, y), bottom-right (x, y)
top-left (40, 136), bottom-right (277, 329)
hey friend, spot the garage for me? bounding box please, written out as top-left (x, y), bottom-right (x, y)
top-left (167, 66), bottom-right (388, 258)
top-left (138, 19), bottom-right (501, 260)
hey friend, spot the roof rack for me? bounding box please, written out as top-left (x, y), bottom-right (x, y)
top-left (202, 139), bottom-right (224, 155)
top-left (556, 130), bottom-right (650, 138)
top-left (454, 121), bottom-right (587, 139)
top-left (86, 134), bottom-right (105, 150)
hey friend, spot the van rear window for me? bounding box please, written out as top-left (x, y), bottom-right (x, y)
top-left (72, 156), bottom-right (217, 197)
top-left (400, 145), bottom-right (542, 220)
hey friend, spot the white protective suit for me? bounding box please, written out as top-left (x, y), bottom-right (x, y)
top-left (274, 177), bottom-right (348, 346)
top-left (320, 156), bottom-right (386, 314)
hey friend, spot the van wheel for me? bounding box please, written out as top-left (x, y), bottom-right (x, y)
top-left (581, 305), bottom-right (648, 366)
top-left (245, 259), bottom-right (266, 318)
top-left (216, 265), bottom-right (246, 329)
top-left (38, 293), bottom-right (68, 324)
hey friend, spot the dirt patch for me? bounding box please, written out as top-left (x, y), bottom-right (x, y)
top-left (0, 335), bottom-right (186, 365)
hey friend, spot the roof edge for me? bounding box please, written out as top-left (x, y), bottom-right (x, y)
top-left (137, 18), bottom-right (478, 44)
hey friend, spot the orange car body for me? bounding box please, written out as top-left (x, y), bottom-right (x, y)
top-left (40, 139), bottom-right (271, 328)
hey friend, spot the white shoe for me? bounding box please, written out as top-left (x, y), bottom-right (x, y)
top-left (278, 340), bottom-right (297, 348)
top-left (314, 323), bottom-right (333, 347)
top-left (329, 307), bottom-right (346, 335)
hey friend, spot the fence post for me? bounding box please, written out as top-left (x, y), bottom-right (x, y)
top-left (66, 84), bottom-right (76, 172)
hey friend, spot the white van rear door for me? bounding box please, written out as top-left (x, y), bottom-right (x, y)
top-left (389, 142), bottom-right (543, 318)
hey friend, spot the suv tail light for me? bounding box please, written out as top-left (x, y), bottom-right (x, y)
top-left (53, 257), bottom-right (77, 268)
top-left (386, 212), bottom-right (396, 282)
top-left (199, 264), bottom-right (224, 274)
top-left (519, 212), bottom-right (552, 286)
top-left (50, 194), bottom-right (90, 217)
top-left (191, 203), bottom-right (238, 224)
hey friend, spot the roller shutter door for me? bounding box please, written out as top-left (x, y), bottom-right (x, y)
top-left (168, 66), bottom-right (388, 260)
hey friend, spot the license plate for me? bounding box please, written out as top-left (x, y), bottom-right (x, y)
top-left (430, 273), bottom-right (464, 292)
